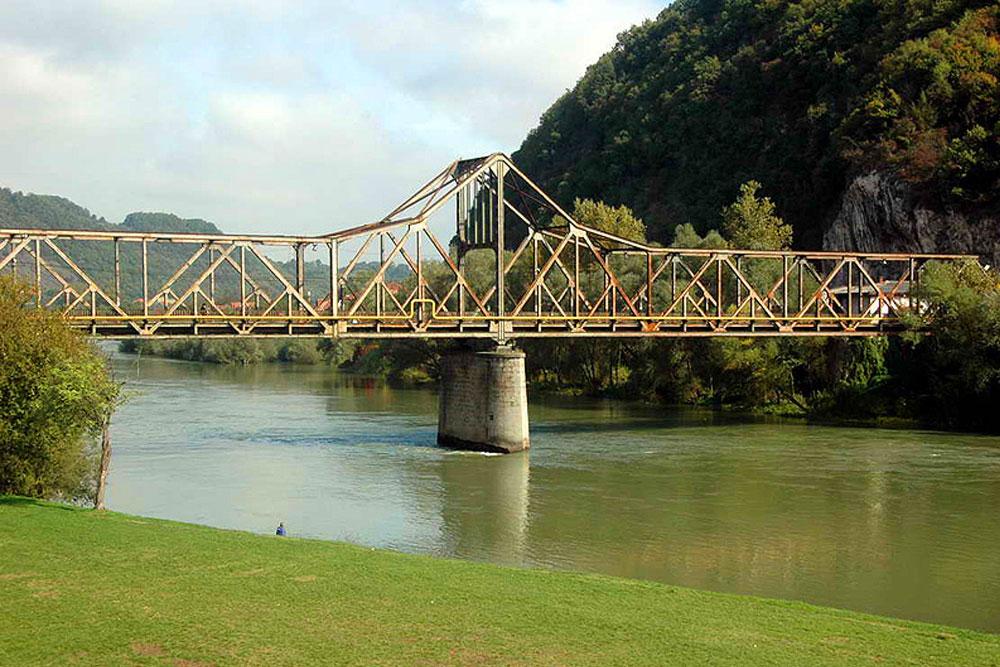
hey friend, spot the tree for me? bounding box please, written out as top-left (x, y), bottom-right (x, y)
top-left (845, 7), bottom-right (1000, 203)
top-left (560, 198), bottom-right (646, 243)
top-left (0, 277), bottom-right (122, 503)
top-left (721, 181), bottom-right (793, 251)
top-left (900, 260), bottom-right (1000, 429)
top-left (670, 223), bottom-right (728, 249)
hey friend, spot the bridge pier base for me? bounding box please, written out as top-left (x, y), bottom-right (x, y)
top-left (437, 346), bottom-right (529, 454)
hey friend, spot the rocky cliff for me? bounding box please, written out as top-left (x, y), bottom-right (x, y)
top-left (823, 172), bottom-right (1000, 265)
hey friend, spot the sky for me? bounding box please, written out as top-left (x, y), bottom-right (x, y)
top-left (0, 0), bottom-right (661, 236)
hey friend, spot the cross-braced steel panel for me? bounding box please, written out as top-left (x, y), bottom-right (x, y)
top-left (0, 154), bottom-right (978, 339)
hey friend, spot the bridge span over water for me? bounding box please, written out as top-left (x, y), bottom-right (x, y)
top-left (0, 154), bottom-right (979, 453)
top-left (0, 153), bottom-right (974, 341)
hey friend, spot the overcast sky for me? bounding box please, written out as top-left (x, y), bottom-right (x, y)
top-left (0, 1), bottom-right (661, 235)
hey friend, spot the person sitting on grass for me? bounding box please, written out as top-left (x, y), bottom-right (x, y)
top-left (276, 522), bottom-right (287, 537)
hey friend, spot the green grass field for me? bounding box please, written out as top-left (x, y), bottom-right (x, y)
top-left (1, 497), bottom-right (998, 666)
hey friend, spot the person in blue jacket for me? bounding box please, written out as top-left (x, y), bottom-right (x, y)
top-left (276, 522), bottom-right (287, 536)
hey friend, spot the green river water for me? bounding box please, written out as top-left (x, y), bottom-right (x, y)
top-left (106, 350), bottom-right (1000, 633)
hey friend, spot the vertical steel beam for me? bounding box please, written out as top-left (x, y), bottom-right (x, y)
top-left (603, 258), bottom-right (610, 315)
top-left (671, 256), bottom-right (677, 304)
top-left (736, 256), bottom-right (743, 307)
top-left (646, 253), bottom-right (653, 317)
top-left (457, 186), bottom-right (465, 319)
top-left (209, 247), bottom-right (217, 304)
top-left (573, 234), bottom-right (580, 320)
top-left (457, 181), bottom-right (465, 242)
top-left (417, 229), bottom-right (424, 320)
top-left (816, 262), bottom-right (822, 325)
top-left (33, 238), bottom-right (41, 306)
top-left (716, 256), bottom-right (723, 321)
top-left (534, 234), bottom-right (541, 319)
top-left (295, 243), bottom-right (305, 301)
top-left (240, 244), bottom-right (247, 318)
top-left (142, 239), bottom-right (149, 319)
top-left (377, 233), bottom-right (384, 323)
top-left (847, 259), bottom-right (854, 319)
top-left (458, 250), bottom-right (466, 320)
top-left (114, 238), bottom-right (121, 307)
top-left (496, 162), bottom-right (505, 321)
top-left (782, 255), bottom-right (789, 319)
top-left (797, 261), bottom-right (804, 312)
top-left (329, 241), bottom-right (337, 317)
top-left (487, 176), bottom-right (493, 244)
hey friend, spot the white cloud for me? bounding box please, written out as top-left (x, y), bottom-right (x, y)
top-left (338, 0), bottom-right (659, 144)
top-left (0, 0), bottom-right (661, 235)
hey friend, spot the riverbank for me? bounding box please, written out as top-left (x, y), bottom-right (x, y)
top-left (113, 338), bottom-right (946, 433)
top-left (2, 497), bottom-right (998, 666)
top-left (116, 341), bottom-right (936, 439)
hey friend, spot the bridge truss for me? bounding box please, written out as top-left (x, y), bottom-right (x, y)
top-left (0, 154), bottom-right (976, 339)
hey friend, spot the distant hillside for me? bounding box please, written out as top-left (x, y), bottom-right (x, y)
top-left (0, 188), bottom-right (113, 232)
top-left (514, 1), bottom-right (999, 255)
top-left (0, 188), bottom-right (233, 302)
top-left (0, 187), bottom-right (411, 304)
top-left (0, 188), bottom-right (221, 236)
top-left (120, 212), bottom-right (221, 235)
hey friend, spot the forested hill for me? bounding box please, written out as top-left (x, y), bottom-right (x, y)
top-left (0, 187), bottom-right (234, 302)
top-left (513, 1), bottom-right (999, 250)
top-left (120, 212), bottom-right (221, 235)
top-left (0, 186), bottom-right (408, 301)
top-left (0, 187), bottom-right (222, 235)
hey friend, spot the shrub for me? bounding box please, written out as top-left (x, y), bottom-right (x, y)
top-left (0, 277), bottom-right (121, 501)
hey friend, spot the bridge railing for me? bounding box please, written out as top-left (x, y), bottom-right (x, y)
top-left (0, 154), bottom-right (980, 339)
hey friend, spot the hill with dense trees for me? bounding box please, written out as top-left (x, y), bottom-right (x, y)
top-left (0, 188), bottom-right (229, 301)
top-left (0, 187), bottom-right (410, 303)
top-left (0, 188), bottom-right (221, 235)
top-left (513, 0), bottom-right (999, 254)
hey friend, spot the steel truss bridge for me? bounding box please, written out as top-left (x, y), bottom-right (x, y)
top-left (0, 154), bottom-right (976, 340)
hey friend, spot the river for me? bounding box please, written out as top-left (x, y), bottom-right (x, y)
top-left (105, 349), bottom-right (1000, 633)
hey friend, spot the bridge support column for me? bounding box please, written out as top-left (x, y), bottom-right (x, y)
top-left (437, 346), bottom-right (529, 454)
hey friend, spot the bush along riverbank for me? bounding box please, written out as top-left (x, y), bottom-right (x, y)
top-left (2, 496), bottom-right (999, 666)
top-left (118, 337), bottom-right (346, 367)
top-left (0, 276), bottom-right (123, 507)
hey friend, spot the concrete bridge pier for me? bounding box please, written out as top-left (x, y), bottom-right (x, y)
top-left (437, 346), bottom-right (529, 454)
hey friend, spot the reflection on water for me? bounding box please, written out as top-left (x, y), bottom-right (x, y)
top-left (106, 350), bottom-right (1000, 632)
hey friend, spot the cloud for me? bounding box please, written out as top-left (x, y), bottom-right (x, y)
top-left (0, 0), bottom-right (661, 235)
top-left (337, 0), bottom-right (659, 143)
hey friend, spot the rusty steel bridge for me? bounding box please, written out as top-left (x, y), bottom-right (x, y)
top-left (0, 154), bottom-right (976, 341)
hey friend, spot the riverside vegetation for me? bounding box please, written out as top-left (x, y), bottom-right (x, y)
top-left (0, 276), bottom-right (122, 505)
top-left (118, 188), bottom-right (1000, 433)
top-left (3, 496), bottom-right (999, 666)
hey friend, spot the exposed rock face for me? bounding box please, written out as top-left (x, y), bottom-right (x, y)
top-left (823, 172), bottom-right (1000, 265)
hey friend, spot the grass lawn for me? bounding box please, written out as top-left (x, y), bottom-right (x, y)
top-left (1, 497), bottom-right (998, 666)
